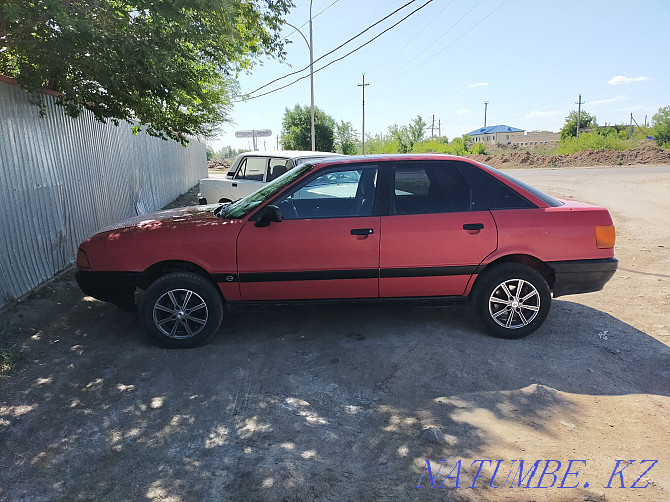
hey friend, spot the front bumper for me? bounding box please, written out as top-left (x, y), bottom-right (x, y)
top-left (549, 258), bottom-right (618, 297)
top-left (75, 271), bottom-right (139, 311)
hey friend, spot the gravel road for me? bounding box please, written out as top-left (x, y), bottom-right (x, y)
top-left (1, 165), bottom-right (668, 501)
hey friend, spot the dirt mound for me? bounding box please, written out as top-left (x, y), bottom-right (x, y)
top-left (465, 145), bottom-right (670, 169)
top-left (207, 159), bottom-right (231, 170)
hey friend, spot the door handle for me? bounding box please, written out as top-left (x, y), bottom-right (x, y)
top-left (351, 228), bottom-right (374, 235)
top-left (463, 223), bottom-right (484, 230)
top-left (232, 183), bottom-right (238, 187)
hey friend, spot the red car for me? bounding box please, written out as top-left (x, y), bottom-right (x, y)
top-left (76, 155), bottom-right (617, 348)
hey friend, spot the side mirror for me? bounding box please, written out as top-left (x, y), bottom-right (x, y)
top-left (255, 205), bottom-right (283, 227)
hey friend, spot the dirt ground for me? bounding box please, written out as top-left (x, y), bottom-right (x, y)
top-left (1, 165), bottom-right (669, 501)
top-left (465, 144), bottom-right (670, 170)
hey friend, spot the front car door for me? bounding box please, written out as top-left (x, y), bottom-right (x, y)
top-left (230, 156), bottom-right (269, 200)
top-left (379, 160), bottom-right (498, 297)
top-left (236, 163), bottom-right (381, 301)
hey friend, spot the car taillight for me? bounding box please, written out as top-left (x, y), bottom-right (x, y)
top-left (76, 248), bottom-right (90, 270)
top-left (596, 225), bottom-right (616, 249)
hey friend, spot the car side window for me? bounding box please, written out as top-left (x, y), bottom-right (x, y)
top-left (393, 162), bottom-right (473, 215)
top-left (267, 158), bottom-right (291, 182)
top-left (235, 157), bottom-right (267, 181)
top-left (277, 167), bottom-right (378, 220)
top-left (458, 163), bottom-right (535, 210)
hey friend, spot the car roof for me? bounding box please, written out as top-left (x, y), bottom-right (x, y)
top-left (236, 150), bottom-right (341, 159)
top-left (309, 153), bottom-right (473, 166)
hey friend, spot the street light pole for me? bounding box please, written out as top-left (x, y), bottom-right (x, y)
top-left (285, 10), bottom-right (315, 152)
top-left (309, 0), bottom-right (315, 151)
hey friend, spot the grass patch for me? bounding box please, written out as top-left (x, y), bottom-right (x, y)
top-left (0, 321), bottom-right (27, 374)
top-left (555, 132), bottom-right (637, 155)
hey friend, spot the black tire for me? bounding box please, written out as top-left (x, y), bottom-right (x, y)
top-left (471, 263), bottom-right (551, 339)
top-left (218, 198), bottom-right (232, 203)
top-left (140, 272), bottom-right (224, 348)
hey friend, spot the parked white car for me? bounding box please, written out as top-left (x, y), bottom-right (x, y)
top-left (198, 150), bottom-right (341, 204)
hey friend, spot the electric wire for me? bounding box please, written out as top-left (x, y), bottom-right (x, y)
top-left (234, 0), bottom-right (435, 102)
top-left (242, 0), bottom-right (422, 98)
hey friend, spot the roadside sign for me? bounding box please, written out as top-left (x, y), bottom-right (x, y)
top-left (235, 129), bottom-right (272, 138)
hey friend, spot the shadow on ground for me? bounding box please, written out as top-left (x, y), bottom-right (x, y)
top-left (1, 272), bottom-right (668, 501)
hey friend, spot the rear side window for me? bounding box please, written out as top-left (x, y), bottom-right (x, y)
top-left (392, 162), bottom-right (474, 214)
top-left (493, 169), bottom-right (564, 207)
top-left (459, 164), bottom-right (535, 210)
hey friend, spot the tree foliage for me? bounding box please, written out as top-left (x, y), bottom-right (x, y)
top-left (0, 0), bottom-right (292, 144)
top-left (651, 106), bottom-right (670, 147)
top-left (560, 110), bottom-right (597, 140)
top-left (387, 115), bottom-right (426, 153)
top-left (335, 120), bottom-right (358, 155)
top-left (280, 104), bottom-right (335, 152)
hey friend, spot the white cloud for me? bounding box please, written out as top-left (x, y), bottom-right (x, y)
top-left (469, 82), bottom-right (489, 88)
top-left (456, 109), bottom-right (471, 115)
top-left (607, 75), bottom-right (648, 85)
top-left (589, 95), bottom-right (627, 106)
top-left (525, 110), bottom-right (562, 119)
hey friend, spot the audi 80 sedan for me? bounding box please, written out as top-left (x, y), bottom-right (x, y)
top-left (76, 155), bottom-right (618, 348)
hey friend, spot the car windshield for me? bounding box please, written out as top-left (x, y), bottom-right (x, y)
top-left (218, 163), bottom-right (314, 219)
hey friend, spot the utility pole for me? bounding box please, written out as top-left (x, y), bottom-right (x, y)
top-left (484, 101), bottom-right (489, 127)
top-left (431, 115), bottom-right (435, 138)
top-left (629, 113), bottom-right (634, 139)
top-left (438, 119), bottom-right (441, 140)
top-left (309, 1), bottom-right (315, 151)
top-left (276, 135), bottom-right (279, 150)
top-left (576, 94), bottom-right (584, 138)
top-left (358, 74), bottom-right (369, 154)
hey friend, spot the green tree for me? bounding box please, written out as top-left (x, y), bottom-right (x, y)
top-left (0, 0), bottom-right (291, 144)
top-left (651, 106), bottom-right (670, 147)
top-left (560, 110), bottom-right (598, 140)
top-left (387, 124), bottom-right (412, 153)
top-left (387, 115), bottom-right (426, 153)
top-left (408, 115), bottom-right (427, 144)
top-left (281, 104), bottom-right (335, 152)
top-left (335, 120), bottom-right (358, 155)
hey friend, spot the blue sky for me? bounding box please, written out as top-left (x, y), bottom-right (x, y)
top-left (210, 0), bottom-right (670, 152)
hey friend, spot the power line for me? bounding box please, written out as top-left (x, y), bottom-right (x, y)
top-left (393, 0), bottom-right (458, 55)
top-left (244, 0), bottom-right (421, 97)
top-left (388, 0), bottom-right (481, 76)
top-left (234, 0), bottom-right (435, 102)
top-left (283, 0), bottom-right (342, 40)
top-left (409, 0), bottom-right (509, 71)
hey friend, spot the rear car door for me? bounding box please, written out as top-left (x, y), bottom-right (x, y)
top-left (379, 160), bottom-right (497, 297)
top-left (236, 164), bottom-right (381, 300)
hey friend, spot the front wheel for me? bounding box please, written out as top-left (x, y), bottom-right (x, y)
top-left (140, 272), bottom-right (224, 348)
top-left (471, 263), bottom-right (551, 339)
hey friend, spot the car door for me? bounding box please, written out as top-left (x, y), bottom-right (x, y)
top-left (236, 164), bottom-right (381, 301)
top-left (230, 156), bottom-right (269, 200)
top-left (379, 160), bottom-right (497, 297)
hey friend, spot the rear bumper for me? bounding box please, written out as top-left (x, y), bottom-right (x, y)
top-left (549, 258), bottom-right (618, 297)
top-left (75, 271), bottom-right (139, 311)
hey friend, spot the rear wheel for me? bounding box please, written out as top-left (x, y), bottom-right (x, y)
top-left (471, 263), bottom-right (551, 339)
top-left (140, 272), bottom-right (223, 348)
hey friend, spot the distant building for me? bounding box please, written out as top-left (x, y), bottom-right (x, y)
top-left (466, 125), bottom-right (559, 147)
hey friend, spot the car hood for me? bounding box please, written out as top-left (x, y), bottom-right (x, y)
top-left (97, 204), bottom-right (223, 233)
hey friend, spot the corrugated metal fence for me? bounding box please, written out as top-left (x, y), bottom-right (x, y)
top-left (0, 80), bottom-right (207, 308)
